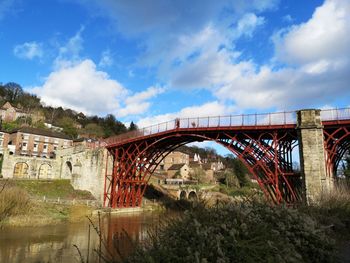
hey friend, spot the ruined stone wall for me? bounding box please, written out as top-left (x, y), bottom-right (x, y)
top-left (0, 145), bottom-right (112, 203)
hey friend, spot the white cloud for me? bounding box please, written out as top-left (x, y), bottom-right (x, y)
top-left (99, 49), bottom-right (113, 67)
top-left (13, 42), bottom-right (43, 60)
top-left (274, 0), bottom-right (350, 66)
top-left (235, 13), bottom-right (265, 38)
top-left (117, 86), bottom-right (164, 117)
top-left (54, 26), bottom-right (84, 68)
top-left (137, 101), bottom-right (229, 128)
top-left (166, 0), bottom-right (350, 110)
top-left (32, 59), bottom-right (128, 115)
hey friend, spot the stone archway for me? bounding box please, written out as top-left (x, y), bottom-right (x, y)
top-left (179, 190), bottom-right (187, 200)
top-left (13, 162), bottom-right (29, 178)
top-left (38, 163), bottom-right (52, 179)
top-left (64, 161), bottom-right (73, 178)
top-left (188, 191), bottom-right (198, 201)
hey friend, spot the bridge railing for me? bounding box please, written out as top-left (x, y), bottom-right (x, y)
top-left (104, 108), bottom-right (350, 145)
top-left (105, 111), bottom-right (297, 145)
top-left (320, 107), bottom-right (350, 121)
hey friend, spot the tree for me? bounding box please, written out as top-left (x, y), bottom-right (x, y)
top-left (3, 82), bottom-right (23, 102)
top-left (102, 114), bottom-right (127, 137)
top-left (129, 121), bottom-right (138, 131)
top-left (224, 154), bottom-right (250, 187)
top-left (57, 117), bottom-right (78, 138)
top-left (342, 151), bottom-right (350, 182)
top-left (82, 123), bottom-right (104, 138)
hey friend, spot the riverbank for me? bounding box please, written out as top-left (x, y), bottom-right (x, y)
top-left (0, 179), bottom-right (97, 227)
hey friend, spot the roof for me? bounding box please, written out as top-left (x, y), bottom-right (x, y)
top-left (168, 163), bottom-right (187, 170)
top-left (10, 127), bottom-right (72, 140)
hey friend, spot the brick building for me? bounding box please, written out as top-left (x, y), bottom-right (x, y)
top-left (6, 127), bottom-right (73, 158)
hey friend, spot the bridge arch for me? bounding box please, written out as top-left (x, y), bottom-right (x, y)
top-left (179, 190), bottom-right (187, 200)
top-left (105, 128), bottom-right (300, 208)
top-left (188, 191), bottom-right (197, 201)
top-left (324, 126), bottom-right (350, 180)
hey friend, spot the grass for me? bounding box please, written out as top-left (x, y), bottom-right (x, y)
top-left (2, 179), bottom-right (95, 200)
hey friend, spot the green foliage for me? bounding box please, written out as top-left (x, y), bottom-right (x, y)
top-left (224, 154), bottom-right (250, 187)
top-left (12, 179), bottom-right (95, 199)
top-left (57, 117), bottom-right (78, 138)
top-left (1, 121), bottom-right (20, 132)
top-left (127, 203), bottom-right (336, 263)
top-left (82, 123), bottom-right (105, 138)
top-left (223, 169), bottom-right (240, 188)
top-left (15, 115), bottom-right (32, 125)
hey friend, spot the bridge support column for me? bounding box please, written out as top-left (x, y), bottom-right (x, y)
top-left (297, 109), bottom-right (331, 204)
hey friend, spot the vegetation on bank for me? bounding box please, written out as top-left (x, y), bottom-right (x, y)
top-left (0, 180), bottom-right (95, 227)
top-left (88, 187), bottom-right (350, 263)
top-left (7, 179), bottom-right (95, 200)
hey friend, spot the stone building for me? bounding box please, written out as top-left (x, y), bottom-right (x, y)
top-left (157, 151), bottom-right (190, 171)
top-left (167, 163), bottom-right (190, 180)
top-left (0, 102), bottom-right (28, 122)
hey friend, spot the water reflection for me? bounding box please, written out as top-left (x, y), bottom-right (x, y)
top-left (0, 211), bottom-right (165, 263)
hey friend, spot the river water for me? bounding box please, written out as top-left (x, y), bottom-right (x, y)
top-left (0, 211), bottom-right (169, 263)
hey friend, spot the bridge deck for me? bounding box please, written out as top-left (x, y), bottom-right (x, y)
top-left (105, 108), bottom-right (350, 147)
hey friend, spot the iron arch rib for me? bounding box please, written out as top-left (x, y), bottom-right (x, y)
top-left (104, 128), bottom-right (300, 208)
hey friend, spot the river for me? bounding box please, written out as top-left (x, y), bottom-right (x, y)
top-left (0, 211), bottom-right (170, 263)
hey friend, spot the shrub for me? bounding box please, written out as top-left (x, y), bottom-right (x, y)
top-left (127, 202), bottom-right (335, 263)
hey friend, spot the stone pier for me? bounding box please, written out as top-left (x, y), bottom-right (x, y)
top-left (297, 109), bottom-right (331, 204)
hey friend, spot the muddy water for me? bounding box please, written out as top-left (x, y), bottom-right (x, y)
top-left (0, 211), bottom-right (168, 263)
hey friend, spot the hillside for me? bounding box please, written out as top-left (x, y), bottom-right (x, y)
top-left (0, 82), bottom-right (137, 139)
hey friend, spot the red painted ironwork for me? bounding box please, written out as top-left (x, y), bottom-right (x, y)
top-left (104, 108), bottom-right (350, 208)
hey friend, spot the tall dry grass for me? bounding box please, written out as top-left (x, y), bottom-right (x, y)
top-left (305, 184), bottom-right (350, 235)
top-left (0, 184), bottom-right (31, 225)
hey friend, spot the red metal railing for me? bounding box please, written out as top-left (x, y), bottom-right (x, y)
top-left (104, 108), bottom-right (350, 146)
top-left (104, 111), bottom-right (296, 145)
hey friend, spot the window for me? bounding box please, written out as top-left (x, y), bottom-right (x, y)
top-left (33, 144), bottom-right (38, 151)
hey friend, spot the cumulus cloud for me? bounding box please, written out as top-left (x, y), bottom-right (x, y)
top-left (32, 59), bottom-right (127, 115)
top-left (169, 0), bottom-right (350, 110)
top-left (13, 41), bottom-right (43, 60)
top-left (137, 101), bottom-right (229, 127)
top-left (117, 86), bottom-right (164, 117)
top-left (273, 0), bottom-right (350, 66)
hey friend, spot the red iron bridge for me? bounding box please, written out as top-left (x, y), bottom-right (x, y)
top-left (103, 108), bottom-right (350, 208)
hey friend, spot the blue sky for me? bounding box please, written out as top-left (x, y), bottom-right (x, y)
top-left (0, 0), bottom-right (349, 131)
